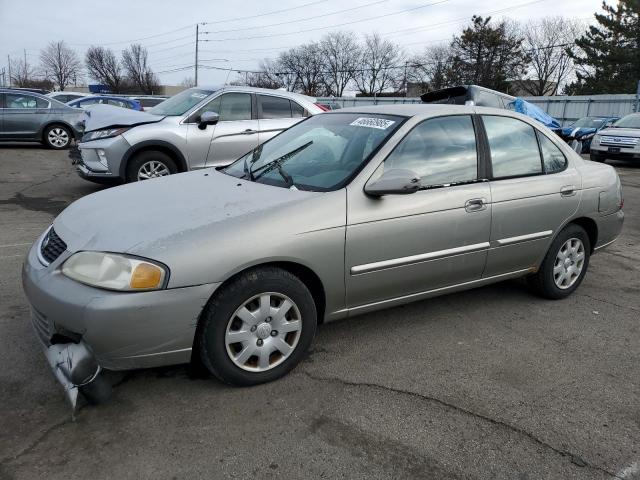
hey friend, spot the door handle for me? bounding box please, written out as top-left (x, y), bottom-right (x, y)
top-left (560, 185), bottom-right (576, 197)
top-left (465, 198), bottom-right (487, 212)
top-left (241, 129), bottom-right (256, 135)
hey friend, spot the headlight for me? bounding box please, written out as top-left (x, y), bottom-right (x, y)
top-left (592, 134), bottom-right (601, 143)
top-left (82, 127), bottom-right (129, 142)
top-left (580, 132), bottom-right (595, 140)
top-left (62, 252), bottom-right (168, 291)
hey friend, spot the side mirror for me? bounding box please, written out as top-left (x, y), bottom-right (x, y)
top-left (198, 111), bottom-right (220, 130)
top-left (364, 169), bottom-right (421, 196)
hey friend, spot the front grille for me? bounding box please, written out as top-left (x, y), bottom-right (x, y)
top-left (31, 308), bottom-right (51, 345)
top-left (40, 227), bottom-right (67, 265)
top-left (600, 136), bottom-right (639, 148)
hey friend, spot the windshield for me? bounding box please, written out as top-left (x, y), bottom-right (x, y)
top-left (148, 88), bottom-right (216, 116)
top-left (224, 113), bottom-right (404, 191)
top-left (612, 114), bottom-right (640, 129)
top-left (572, 117), bottom-right (606, 128)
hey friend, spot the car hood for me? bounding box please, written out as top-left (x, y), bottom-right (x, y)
top-left (597, 127), bottom-right (640, 138)
top-left (53, 169), bottom-right (319, 256)
top-left (82, 104), bottom-right (165, 132)
top-left (561, 126), bottom-right (597, 138)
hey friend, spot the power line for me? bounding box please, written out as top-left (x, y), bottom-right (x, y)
top-left (201, 0), bottom-right (452, 42)
top-left (201, 0), bottom-right (388, 35)
top-left (68, 24), bottom-right (195, 47)
top-left (202, 0), bottom-right (332, 25)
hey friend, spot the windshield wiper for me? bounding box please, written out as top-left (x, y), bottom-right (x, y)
top-left (252, 141), bottom-right (313, 186)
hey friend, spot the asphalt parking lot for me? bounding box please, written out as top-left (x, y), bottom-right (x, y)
top-left (0, 145), bottom-right (638, 480)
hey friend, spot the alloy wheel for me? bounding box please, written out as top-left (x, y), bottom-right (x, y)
top-left (48, 128), bottom-right (69, 148)
top-left (137, 160), bottom-right (170, 180)
top-left (553, 237), bottom-right (585, 289)
top-left (225, 292), bottom-right (302, 372)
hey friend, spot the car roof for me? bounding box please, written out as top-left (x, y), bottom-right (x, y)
top-left (199, 84), bottom-right (317, 102)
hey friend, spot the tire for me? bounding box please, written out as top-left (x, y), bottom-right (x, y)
top-left (126, 150), bottom-right (178, 183)
top-left (590, 153), bottom-right (606, 163)
top-left (79, 373), bottom-right (112, 405)
top-left (528, 224), bottom-right (591, 300)
top-left (198, 267), bottom-right (317, 386)
top-left (43, 124), bottom-right (72, 150)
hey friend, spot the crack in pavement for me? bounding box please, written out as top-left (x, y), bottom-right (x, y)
top-left (0, 417), bottom-right (70, 468)
top-left (300, 370), bottom-right (623, 479)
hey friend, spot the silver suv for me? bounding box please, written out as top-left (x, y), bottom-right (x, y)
top-left (74, 86), bottom-right (324, 183)
top-left (590, 113), bottom-right (640, 163)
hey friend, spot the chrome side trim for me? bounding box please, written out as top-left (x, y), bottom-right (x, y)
top-left (342, 268), bottom-right (532, 315)
top-left (594, 237), bottom-right (618, 252)
top-left (350, 242), bottom-right (490, 275)
top-left (495, 230), bottom-right (553, 246)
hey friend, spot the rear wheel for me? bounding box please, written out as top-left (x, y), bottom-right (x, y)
top-left (126, 150), bottom-right (177, 182)
top-left (528, 224), bottom-right (591, 299)
top-left (44, 124), bottom-right (72, 149)
top-left (198, 267), bottom-right (317, 386)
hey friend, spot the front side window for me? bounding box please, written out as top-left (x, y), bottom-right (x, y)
top-left (224, 113), bottom-right (404, 191)
top-left (193, 93), bottom-right (252, 122)
top-left (384, 115), bottom-right (478, 187)
top-left (6, 93), bottom-right (47, 109)
top-left (538, 133), bottom-right (567, 174)
top-left (258, 95), bottom-right (292, 119)
top-left (483, 115), bottom-right (542, 178)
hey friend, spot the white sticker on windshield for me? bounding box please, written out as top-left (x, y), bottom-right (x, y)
top-left (349, 117), bottom-right (396, 130)
top-left (191, 93), bottom-right (208, 99)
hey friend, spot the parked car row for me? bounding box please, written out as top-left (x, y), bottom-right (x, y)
top-left (23, 102), bottom-right (625, 407)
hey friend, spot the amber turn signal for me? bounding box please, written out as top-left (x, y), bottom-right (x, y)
top-left (130, 263), bottom-right (164, 289)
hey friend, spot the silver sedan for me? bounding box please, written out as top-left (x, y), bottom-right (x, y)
top-left (23, 105), bottom-right (624, 406)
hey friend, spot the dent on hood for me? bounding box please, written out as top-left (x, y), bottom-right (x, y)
top-left (81, 104), bottom-right (164, 132)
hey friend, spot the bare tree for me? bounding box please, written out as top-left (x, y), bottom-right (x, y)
top-left (85, 46), bottom-right (125, 93)
top-left (9, 58), bottom-right (37, 87)
top-left (39, 41), bottom-right (82, 91)
top-left (406, 44), bottom-right (453, 94)
top-left (279, 43), bottom-right (326, 96)
top-left (519, 17), bottom-right (583, 95)
top-left (354, 33), bottom-right (403, 96)
top-left (320, 31), bottom-right (360, 96)
top-left (122, 44), bottom-right (159, 94)
top-left (180, 77), bottom-right (196, 88)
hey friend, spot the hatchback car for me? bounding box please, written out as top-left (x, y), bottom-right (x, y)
top-left (590, 113), bottom-right (640, 163)
top-left (68, 95), bottom-right (143, 111)
top-left (0, 89), bottom-right (83, 149)
top-left (73, 86), bottom-right (324, 183)
top-left (23, 105), bottom-right (623, 407)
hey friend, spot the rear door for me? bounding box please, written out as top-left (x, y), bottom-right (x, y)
top-left (204, 92), bottom-right (259, 167)
top-left (481, 114), bottom-right (581, 277)
top-left (3, 93), bottom-right (50, 138)
top-left (257, 94), bottom-right (305, 144)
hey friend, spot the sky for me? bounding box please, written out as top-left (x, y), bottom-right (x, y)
top-left (0, 0), bottom-right (605, 89)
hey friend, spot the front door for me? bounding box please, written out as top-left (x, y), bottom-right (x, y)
top-left (480, 115), bottom-right (581, 277)
top-left (204, 92), bottom-right (259, 168)
top-left (345, 115), bottom-right (492, 309)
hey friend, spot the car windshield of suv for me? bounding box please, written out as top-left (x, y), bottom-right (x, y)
top-left (224, 113), bottom-right (404, 191)
top-left (573, 117), bottom-right (606, 128)
top-left (148, 88), bottom-right (216, 116)
top-left (612, 115), bottom-right (640, 129)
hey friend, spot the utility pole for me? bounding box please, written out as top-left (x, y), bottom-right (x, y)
top-left (7, 55), bottom-right (11, 87)
top-left (195, 24), bottom-right (199, 87)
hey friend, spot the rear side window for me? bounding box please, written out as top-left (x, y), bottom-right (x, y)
top-left (483, 116), bottom-right (542, 178)
top-left (291, 101), bottom-right (306, 118)
top-left (258, 95), bottom-right (292, 119)
top-left (538, 133), bottom-right (567, 173)
top-left (6, 93), bottom-right (48, 108)
top-left (384, 115), bottom-right (478, 187)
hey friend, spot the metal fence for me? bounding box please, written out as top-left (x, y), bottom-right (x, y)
top-left (317, 94), bottom-right (640, 126)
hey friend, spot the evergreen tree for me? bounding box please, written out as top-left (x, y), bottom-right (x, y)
top-left (567, 0), bottom-right (640, 94)
top-left (448, 16), bottom-right (529, 92)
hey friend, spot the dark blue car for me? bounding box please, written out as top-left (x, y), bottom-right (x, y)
top-left (67, 95), bottom-right (143, 111)
top-left (558, 116), bottom-right (619, 154)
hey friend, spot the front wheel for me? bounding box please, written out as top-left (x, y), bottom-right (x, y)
top-left (44, 124), bottom-right (72, 149)
top-left (126, 150), bottom-right (177, 182)
top-left (528, 224), bottom-right (591, 299)
top-left (198, 267), bottom-right (317, 386)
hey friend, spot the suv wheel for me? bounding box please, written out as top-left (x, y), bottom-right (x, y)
top-left (126, 151), bottom-right (177, 182)
top-left (590, 153), bottom-right (606, 163)
top-left (198, 267), bottom-right (317, 386)
top-left (44, 125), bottom-right (72, 149)
top-left (528, 224), bottom-right (591, 300)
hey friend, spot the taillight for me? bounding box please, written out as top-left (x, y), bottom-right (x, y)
top-left (314, 103), bottom-right (329, 112)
